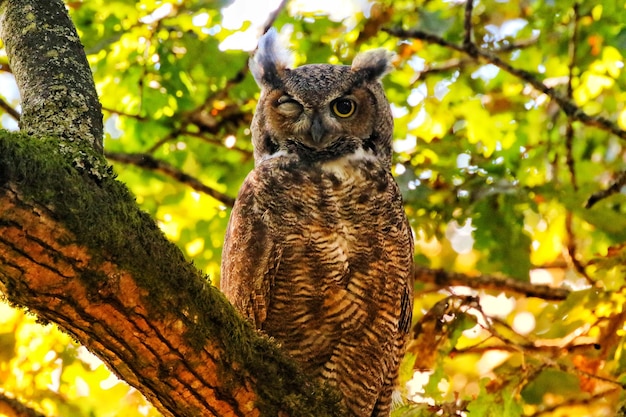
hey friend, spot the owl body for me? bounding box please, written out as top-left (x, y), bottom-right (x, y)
top-left (221, 30), bottom-right (414, 417)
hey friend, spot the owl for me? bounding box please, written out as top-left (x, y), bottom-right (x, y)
top-left (221, 29), bottom-right (414, 417)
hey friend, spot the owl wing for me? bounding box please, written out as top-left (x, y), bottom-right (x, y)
top-left (220, 171), bottom-right (280, 328)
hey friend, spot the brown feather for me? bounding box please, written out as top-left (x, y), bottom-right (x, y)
top-left (221, 30), bottom-right (413, 417)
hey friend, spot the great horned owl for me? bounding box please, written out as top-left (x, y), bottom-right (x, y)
top-left (221, 29), bottom-right (414, 417)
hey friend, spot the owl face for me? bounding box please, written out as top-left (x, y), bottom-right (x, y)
top-left (249, 30), bottom-right (394, 167)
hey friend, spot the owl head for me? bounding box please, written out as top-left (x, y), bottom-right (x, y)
top-left (249, 29), bottom-right (395, 168)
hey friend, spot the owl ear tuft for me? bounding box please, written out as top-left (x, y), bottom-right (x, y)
top-left (351, 49), bottom-right (395, 80)
top-left (250, 28), bottom-right (294, 87)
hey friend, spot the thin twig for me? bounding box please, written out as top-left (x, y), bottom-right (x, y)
top-left (146, 124), bottom-right (253, 158)
top-left (565, 212), bottom-right (594, 284)
top-left (561, 4), bottom-right (593, 284)
top-left (586, 170), bottom-right (626, 208)
top-left (565, 3), bottom-right (579, 190)
top-left (181, 130), bottom-right (253, 158)
top-left (0, 96), bottom-right (20, 120)
top-left (415, 266), bottom-right (570, 300)
top-left (413, 38), bottom-right (539, 81)
top-left (565, 120), bottom-right (576, 187)
top-left (463, 0), bottom-right (474, 48)
top-left (0, 392), bottom-right (48, 417)
top-left (496, 36), bottom-right (539, 52)
top-left (105, 152), bottom-right (236, 207)
top-left (146, 129), bottom-right (178, 154)
top-left (527, 388), bottom-right (622, 417)
top-left (383, 27), bottom-right (626, 141)
top-left (101, 106), bottom-right (147, 121)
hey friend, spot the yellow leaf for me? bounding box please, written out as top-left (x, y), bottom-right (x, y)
top-left (591, 4), bottom-right (603, 21)
top-left (186, 237), bottom-right (205, 257)
top-left (602, 46), bottom-right (624, 79)
top-left (618, 108), bottom-right (626, 130)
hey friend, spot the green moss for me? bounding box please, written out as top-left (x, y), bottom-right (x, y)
top-left (0, 130), bottom-right (344, 416)
top-left (0, 130), bottom-right (194, 322)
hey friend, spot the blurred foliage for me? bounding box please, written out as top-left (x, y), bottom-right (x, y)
top-left (1, 0), bottom-right (626, 415)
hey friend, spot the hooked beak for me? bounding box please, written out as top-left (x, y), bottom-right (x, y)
top-left (310, 115), bottom-right (325, 144)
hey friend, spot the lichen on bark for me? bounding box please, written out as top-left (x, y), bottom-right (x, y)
top-left (0, 0), bottom-right (103, 152)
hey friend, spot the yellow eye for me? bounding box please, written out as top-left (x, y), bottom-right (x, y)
top-left (332, 98), bottom-right (356, 118)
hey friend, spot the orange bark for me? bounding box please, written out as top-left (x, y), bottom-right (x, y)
top-left (0, 184), bottom-right (259, 417)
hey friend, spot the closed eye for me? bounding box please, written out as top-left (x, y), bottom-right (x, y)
top-left (275, 95), bottom-right (303, 117)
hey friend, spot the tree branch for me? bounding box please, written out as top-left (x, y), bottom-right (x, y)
top-left (383, 27), bottom-right (626, 141)
top-left (181, 129), bottom-right (253, 158)
top-left (416, 266), bottom-right (570, 301)
top-left (148, 115), bottom-right (254, 156)
top-left (0, 0), bottom-right (103, 152)
top-left (0, 392), bottom-right (48, 417)
top-left (0, 95), bottom-right (19, 120)
top-left (586, 170), bottom-right (626, 208)
top-left (0, 131), bottom-right (344, 417)
top-left (101, 106), bottom-right (148, 122)
top-left (412, 37), bottom-right (539, 81)
top-left (463, 0), bottom-right (474, 48)
top-left (560, 4), bottom-right (594, 284)
top-left (565, 3), bottom-right (579, 190)
top-left (105, 151), bottom-right (236, 207)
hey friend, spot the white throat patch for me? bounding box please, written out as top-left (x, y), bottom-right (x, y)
top-left (320, 147), bottom-right (377, 180)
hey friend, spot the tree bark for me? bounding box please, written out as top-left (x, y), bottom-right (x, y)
top-left (0, 1), bottom-right (344, 416)
top-left (0, 0), bottom-right (103, 152)
top-left (0, 133), bottom-right (343, 417)
top-left (0, 392), bottom-right (47, 417)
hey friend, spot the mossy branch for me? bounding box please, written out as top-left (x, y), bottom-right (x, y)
top-left (0, 0), bottom-right (103, 151)
top-left (0, 130), bottom-right (344, 417)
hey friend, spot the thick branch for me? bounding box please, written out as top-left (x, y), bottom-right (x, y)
top-left (0, 0), bottom-right (103, 151)
top-left (0, 132), bottom-right (343, 417)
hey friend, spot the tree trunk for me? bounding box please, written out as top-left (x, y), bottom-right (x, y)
top-left (0, 1), bottom-right (344, 416)
top-left (0, 0), bottom-right (103, 152)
